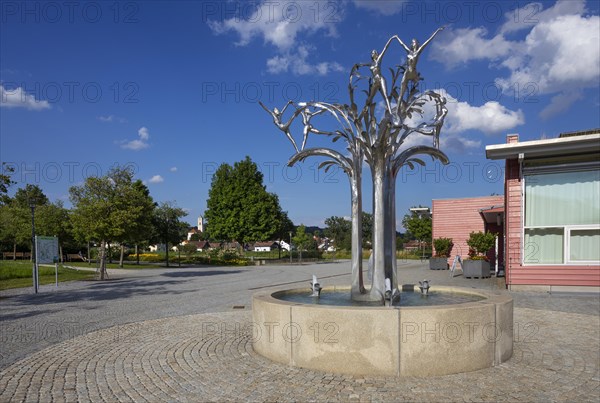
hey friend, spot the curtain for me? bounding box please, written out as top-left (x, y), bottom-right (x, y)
top-left (525, 171), bottom-right (600, 226)
top-left (570, 229), bottom-right (600, 261)
top-left (524, 228), bottom-right (563, 264)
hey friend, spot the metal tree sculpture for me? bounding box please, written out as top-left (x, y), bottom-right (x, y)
top-left (261, 29), bottom-right (449, 304)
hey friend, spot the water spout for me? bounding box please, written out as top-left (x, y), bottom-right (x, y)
top-left (310, 274), bottom-right (322, 298)
top-left (419, 280), bottom-right (430, 296)
top-left (384, 278), bottom-right (400, 307)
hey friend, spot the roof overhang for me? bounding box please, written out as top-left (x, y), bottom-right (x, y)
top-left (479, 205), bottom-right (504, 225)
top-left (486, 133), bottom-right (600, 160)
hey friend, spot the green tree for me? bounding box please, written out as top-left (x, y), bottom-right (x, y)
top-left (37, 201), bottom-right (73, 262)
top-left (70, 166), bottom-right (148, 279)
top-left (0, 185), bottom-right (49, 259)
top-left (362, 212), bottom-right (373, 247)
top-left (402, 208), bottom-right (432, 257)
top-left (205, 156), bottom-right (286, 244)
top-left (13, 184), bottom-right (49, 208)
top-left (0, 163), bottom-right (16, 204)
top-left (151, 202), bottom-right (188, 267)
top-left (117, 180), bottom-right (155, 266)
top-left (273, 211), bottom-right (294, 258)
top-left (324, 216), bottom-right (352, 250)
top-left (0, 202), bottom-right (29, 258)
top-left (180, 243), bottom-right (198, 259)
top-left (293, 224), bottom-right (312, 262)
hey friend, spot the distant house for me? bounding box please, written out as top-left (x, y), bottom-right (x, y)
top-left (318, 238), bottom-right (336, 252)
top-left (402, 240), bottom-right (421, 251)
top-left (198, 241), bottom-right (220, 251)
top-left (186, 216), bottom-right (205, 241)
top-left (253, 241), bottom-right (279, 252)
top-left (182, 241), bottom-right (204, 251)
top-left (149, 244), bottom-right (166, 253)
top-left (222, 242), bottom-right (243, 251)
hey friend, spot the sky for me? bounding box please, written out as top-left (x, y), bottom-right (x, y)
top-left (1, 0), bottom-right (599, 229)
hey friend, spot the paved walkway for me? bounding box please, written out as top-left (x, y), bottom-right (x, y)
top-left (1, 261), bottom-right (599, 402)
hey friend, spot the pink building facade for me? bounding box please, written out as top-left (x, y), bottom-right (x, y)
top-left (487, 131), bottom-right (600, 291)
top-left (432, 195), bottom-right (504, 267)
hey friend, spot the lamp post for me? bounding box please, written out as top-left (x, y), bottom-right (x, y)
top-left (289, 231), bottom-right (293, 264)
top-left (165, 211), bottom-right (170, 268)
top-left (30, 201), bottom-right (38, 294)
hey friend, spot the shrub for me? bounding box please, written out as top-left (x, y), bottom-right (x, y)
top-left (433, 237), bottom-right (453, 257)
top-left (466, 232), bottom-right (496, 260)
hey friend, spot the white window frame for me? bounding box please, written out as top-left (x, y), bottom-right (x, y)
top-left (565, 225), bottom-right (600, 264)
top-left (522, 165), bottom-right (600, 266)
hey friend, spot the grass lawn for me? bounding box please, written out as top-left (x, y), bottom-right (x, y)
top-left (0, 261), bottom-right (96, 291)
top-left (65, 262), bottom-right (165, 269)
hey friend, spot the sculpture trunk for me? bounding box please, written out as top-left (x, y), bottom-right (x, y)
top-left (385, 166), bottom-right (398, 290)
top-left (369, 158), bottom-right (387, 303)
top-left (350, 169), bottom-right (365, 298)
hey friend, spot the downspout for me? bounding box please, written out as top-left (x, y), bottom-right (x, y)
top-left (519, 153), bottom-right (525, 267)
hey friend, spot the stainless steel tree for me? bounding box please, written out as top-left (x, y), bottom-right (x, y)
top-left (260, 29), bottom-right (449, 304)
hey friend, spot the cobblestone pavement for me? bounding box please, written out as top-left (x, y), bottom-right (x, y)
top-left (1, 262), bottom-right (599, 402)
top-left (0, 307), bottom-right (598, 402)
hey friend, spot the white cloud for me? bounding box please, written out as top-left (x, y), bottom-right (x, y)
top-left (170, 167), bottom-right (178, 172)
top-left (208, 1), bottom-right (342, 76)
top-left (496, 14), bottom-right (600, 95)
top-left (440, 90), bottom-right (525, 135)
top-left (266, 45), bottom-right (344, 75)
top-left (208, 1), bottom-right (337, 51)
top-left (430, 2), bottom-right (599, 116)
top-left (137, 127), bottom-right (149, 141)
top-left (353, 0), bottom-right (406, 16)
top-left (401, 89), bottom-right (523, 137)
top-left (0, 84), bottom-right (51, 110)
top-left (97, 115), bottom-right (127, 123)
top-left (121, 127), bottom-right (150, 151)
top-left (539, 90), bottom-right (583, 119)
top-left (148, 175), bottom-right (164, 184)
top-left (430, 27), bottom-right (512, 67)
top-left (500, 0), bottom-right (586, 34)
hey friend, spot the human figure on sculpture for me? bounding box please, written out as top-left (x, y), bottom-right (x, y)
top-left (299, 107), bottom-right (329, 151)
top-left (259, 100), bottom-right (300, 152)
top-left (395, 27), bottom-right (445, 113)
top-left (355, 36), bottom-right (397, 122)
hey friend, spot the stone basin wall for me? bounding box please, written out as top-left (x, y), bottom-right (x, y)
top-left (252, 286), bottom-right (513, 377)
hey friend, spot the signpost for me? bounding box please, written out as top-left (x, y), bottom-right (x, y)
top-left (35, 236), bottom-right (59, 288)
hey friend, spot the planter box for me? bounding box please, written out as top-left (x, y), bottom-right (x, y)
top-left (463, 260), bottom-right (491, 278)
top-left (429, 257), bottom-right (448, 270)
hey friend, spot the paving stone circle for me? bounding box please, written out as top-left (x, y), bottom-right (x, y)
top-left (1, 307), bottom-right (598, 402)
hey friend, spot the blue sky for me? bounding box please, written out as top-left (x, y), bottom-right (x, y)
top-left (1, 0), bottom-right (599, 229)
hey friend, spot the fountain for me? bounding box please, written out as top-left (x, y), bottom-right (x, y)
top-left (255, 29), bottom-right (513, 377)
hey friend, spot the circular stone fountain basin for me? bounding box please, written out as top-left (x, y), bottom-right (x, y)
top-left (252, 285), bottom-right (513, 377)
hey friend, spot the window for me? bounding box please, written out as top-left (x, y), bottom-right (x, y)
top-left (524, 170), bottom-right (600, 264)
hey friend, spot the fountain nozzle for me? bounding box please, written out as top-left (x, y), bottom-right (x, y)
top-left (419, 280), bottom-right (430, 296)
top-left (310, 275), bottom-right (322, 298)
top-left (384, 278), bottom-right (400, 307)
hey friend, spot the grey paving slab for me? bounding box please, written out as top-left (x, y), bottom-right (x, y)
top-left (1, 260), bottom-right (599, 402)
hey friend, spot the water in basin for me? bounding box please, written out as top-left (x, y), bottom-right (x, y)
top-left (275, 289), bottom-right (485, 307)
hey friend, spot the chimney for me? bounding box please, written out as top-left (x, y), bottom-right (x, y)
top-left (506, 134), bottom-right (519, 144)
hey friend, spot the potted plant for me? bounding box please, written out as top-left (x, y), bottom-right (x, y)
top-left (430, 237), bottom-right (453, 270)
top-left (463, 231), bottom-right (496, 278)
